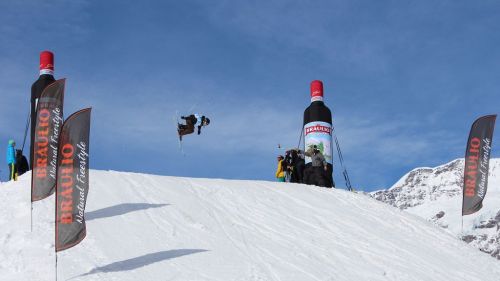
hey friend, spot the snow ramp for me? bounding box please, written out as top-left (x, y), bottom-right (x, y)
top-left (1, 170), bottom-right (499, 280)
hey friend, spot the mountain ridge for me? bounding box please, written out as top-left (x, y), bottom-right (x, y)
top-left (371, 158), bottom-right (500, 260)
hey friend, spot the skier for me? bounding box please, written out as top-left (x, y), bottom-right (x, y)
top-left (178, 114), bottom-right (210, 140)
top-left (6, 140), bottom-right (17, 181)
top-left (15, 150), bottom-right (29, 177)
top-left (304, 145), bottom-right (330, 187)
top-left (275, 155), bottom-right (285, 182)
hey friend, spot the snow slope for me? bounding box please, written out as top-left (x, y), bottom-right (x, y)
top-left (372, 159), bottom-right (500, 259)
top-left (1, 170), bottom-right (500, 281)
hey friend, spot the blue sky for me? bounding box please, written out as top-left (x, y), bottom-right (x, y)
top-left (0, 0), bottom-right (499, 191)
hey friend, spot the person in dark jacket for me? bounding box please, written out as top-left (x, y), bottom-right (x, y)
top-left (6, 140), bottom-right (16, 181)
top-left (284, 149), bottom-right (302, 183)
top-left (15, 149), bottom-right (29, 177)
top-left (295, 149), bottom-right (306, 184)
top-left (178, 114), bottom-right (210, 140)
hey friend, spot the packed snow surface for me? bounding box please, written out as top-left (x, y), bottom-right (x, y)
top-left (1, 170), bottom-right (500, 281)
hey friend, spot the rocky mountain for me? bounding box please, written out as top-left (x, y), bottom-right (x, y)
top-left (371, 158), bottom-right (500, 259)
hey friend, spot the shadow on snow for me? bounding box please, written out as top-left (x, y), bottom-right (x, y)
top-left (85, 203), bottom-right (169, 221)
top-left (74, 249), bottom-right (208, 278)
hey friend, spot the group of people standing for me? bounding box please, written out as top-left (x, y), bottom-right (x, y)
top-left (275, 145), bottom-right (334, 188)
top-left (5, 140), bottom-right (29, 181)
top-left (276, 148), bottom-right (305, 183)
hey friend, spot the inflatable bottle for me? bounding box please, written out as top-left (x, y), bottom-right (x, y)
top-left (30, 51), bottom-right (56, 169)
top-left (303, 80), bottom-right (334, 187)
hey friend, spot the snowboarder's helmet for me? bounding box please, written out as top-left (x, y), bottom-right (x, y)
top-left (205, 118), bottom-right (210, 125)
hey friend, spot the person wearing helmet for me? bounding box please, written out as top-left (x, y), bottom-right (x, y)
top-left (198, 116), bottom-right (210, 135)
top-left (6, 140), bottom-right (17, 181)
top-left (178, 113), bottom-right (211, 139)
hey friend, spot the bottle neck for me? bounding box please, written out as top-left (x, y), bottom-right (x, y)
top-left (40, 69), bottom-right (54, 76)
top-left (310, 98), bottom-right (324, 104)
top-left (311, 96), bottom-right (323, 103)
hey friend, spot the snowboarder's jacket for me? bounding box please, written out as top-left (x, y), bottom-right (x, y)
top-left (194, 114), bottom-right (210, 135)
top-left (6, 141), bottom-right (16, 165)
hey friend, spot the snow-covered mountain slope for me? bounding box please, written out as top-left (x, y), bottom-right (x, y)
top-left (372, 159), bottom-right (500, 259)
top-left (2, 171), bottom-right (500, 281)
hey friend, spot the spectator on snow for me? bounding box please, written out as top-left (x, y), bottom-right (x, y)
top-left (15, 149), bottom-right (29, 177)
top-left (284, 149), bottom-right (301, 183)
top-left (304, 145), bottom-right (329, 187)
top-left (6, 140), bottom-right (17, 181)
top-left (305, 145), bottom-right (327, 170)
top-left (275, 155), bottom-right (285, 182)
top-left (295, 149), bottom-right (305, 184)
top-left (283, 150), bottom-right (292, 182)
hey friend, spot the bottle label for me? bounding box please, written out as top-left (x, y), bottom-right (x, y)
top-left (40, 69), bottom-right (54, 75)
top-left (304, 121), bottom-right (333, 165)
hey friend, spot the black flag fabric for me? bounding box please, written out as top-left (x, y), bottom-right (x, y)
top-left (55, 108), bottom-right (91, 252)
top-left (32, 79), bottom-right (65, 201)
top-left (462, 115), bottom-right (496, 216)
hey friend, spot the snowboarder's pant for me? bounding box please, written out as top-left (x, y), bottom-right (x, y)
top-left (178, 125), bottom-right (194, 136)
top-left (8, 163), bottom-right (16, 181)
top-left (178, 118), bottom-right (195, 136)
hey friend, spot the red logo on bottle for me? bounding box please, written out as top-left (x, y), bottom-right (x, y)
top-left (305, 124), bottom-right (331, 136)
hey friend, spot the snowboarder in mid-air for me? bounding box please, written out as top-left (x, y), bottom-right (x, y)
top-left (178, 114), bottom-right (210, 140)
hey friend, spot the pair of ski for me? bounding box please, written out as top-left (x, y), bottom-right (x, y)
top-left (173, 111), bottom-right (185, 154)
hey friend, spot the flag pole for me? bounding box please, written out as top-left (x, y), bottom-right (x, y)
top-left (460, 215), bottom-right (464, 245)
top-left (55, 251), bottom-right (58, 281)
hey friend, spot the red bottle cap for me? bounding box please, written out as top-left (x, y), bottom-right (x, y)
top-left (39, 51), bottom-right (54, 75)
top-left (310, 80), bottom-right (323, 102)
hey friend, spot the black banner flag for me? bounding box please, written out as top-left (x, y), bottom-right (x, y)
top-left (32, 79), bottom-right (65, 201)
top-left (55, 108), bottom-right (91, 252)
top-left (462, 115), bottom-right (496, 216)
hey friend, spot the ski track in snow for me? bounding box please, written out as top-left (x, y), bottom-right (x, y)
top-left (1, 171), bottom-right (500, 280)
